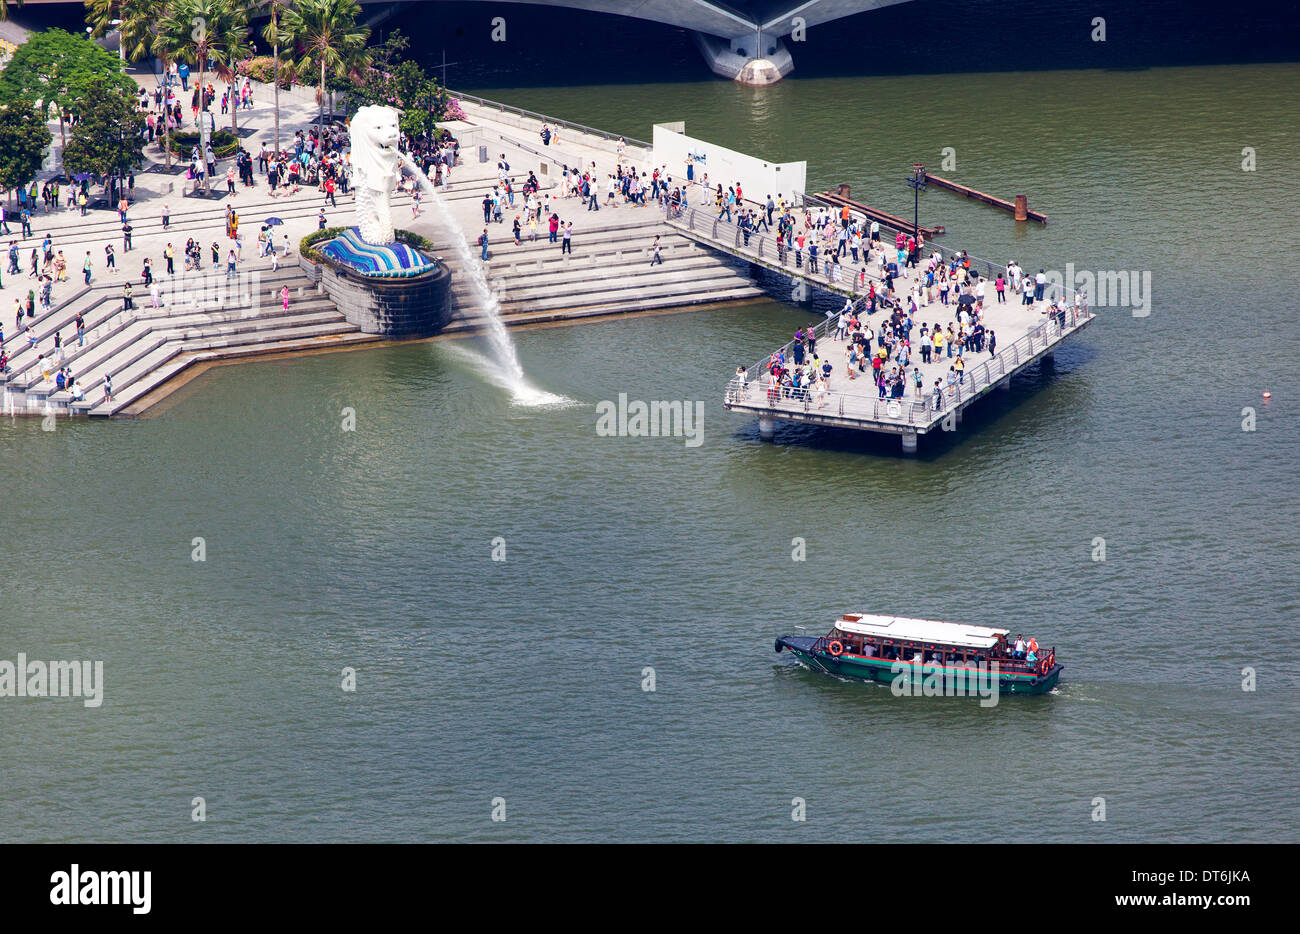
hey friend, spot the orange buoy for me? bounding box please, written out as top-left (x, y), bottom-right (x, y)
top-left (1262, 392), bottom-right (1272, 400)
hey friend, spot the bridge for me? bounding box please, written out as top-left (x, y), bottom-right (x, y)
top-left (17, 0), bottom-right (914, 83)
top-left (460, 0), bottom-right (915, 83)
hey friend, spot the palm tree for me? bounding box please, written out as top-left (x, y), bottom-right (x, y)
top-left (86, 0), bottom-right (173, 165)
top-left (280, 0), bottom-right (369, 132)
top-left (157, 0), bottom-right (249, 188)
top-left (256, 0), bottom-right (294, 156)
top-left (0, 1), bottom-right (24, 23)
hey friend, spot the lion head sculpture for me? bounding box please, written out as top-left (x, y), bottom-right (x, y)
top-left (350, 105), bottom-right (402, 194)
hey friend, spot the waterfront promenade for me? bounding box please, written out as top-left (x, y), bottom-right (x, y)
top-left (0, 74), bottom-right (759, 416)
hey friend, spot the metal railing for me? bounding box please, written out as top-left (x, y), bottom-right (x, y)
top-left (726, 302), bottom-right (1092, 428)
top-left (800, 190), bottom-right (1085, 306)
top-left (447, 89), bottom-right (651, 150)
top-left (668, 204), bottom-right (902, 301)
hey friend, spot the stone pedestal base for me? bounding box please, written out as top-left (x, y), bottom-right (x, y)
top-left (300, 252), bottom-right (453, 337)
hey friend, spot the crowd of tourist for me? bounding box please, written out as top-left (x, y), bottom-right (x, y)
top-left (734, 225), bottom-right (1081, 412)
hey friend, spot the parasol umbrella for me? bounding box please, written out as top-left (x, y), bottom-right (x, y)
top-left (264, 217), bottom-right (284, 226)
top-left (957, 293), bottom-right (976, 306)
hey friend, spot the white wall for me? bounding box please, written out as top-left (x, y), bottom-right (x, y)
top-left (652, 123), bottom-right (806, 206)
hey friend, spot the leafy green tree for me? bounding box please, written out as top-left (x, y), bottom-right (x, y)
top-left (85, 0), bottom-right (178, 166)
top-left (0, 28), bottom-right (133, 174)
top-left (350, 31), bottom-right (448, 142)
top-left (280, 0), bottom-right (369, 131)
top-left (0, 101), bottom-right (52, 204)
top-left (255, 0), bottom-right (296, 155)
top-left (157, 0), bottom-right (251, 175)
top-left (62, 83), bottom-right (144, 185)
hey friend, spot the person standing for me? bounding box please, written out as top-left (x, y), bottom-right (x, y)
top-left (561, 222), bottom-right (572, 255)
top-left (122, 222), bottom-right (133, 252)
top-left (122, 282), bottom-right (134, 311)
top-left (280, 285), bottom-right (291, 311)
top-left (478, 228), bottom-right (489, 261)
top-left (650, 235), bottom-right (662, 266)
top-left (103, 372), bottom-right (113, 402)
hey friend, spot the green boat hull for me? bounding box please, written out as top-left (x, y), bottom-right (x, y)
top-left (783, 644), bottom-right (1061, 696)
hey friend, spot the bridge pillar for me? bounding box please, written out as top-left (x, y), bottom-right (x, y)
top-left (758, 416), bottom-right (777, 441)
top-left (693, 32), bottom-right (794, 85)
top-left (901, 431), bottom-right (918, 455)
top-left (998, 378), bottom-right (1011, 392)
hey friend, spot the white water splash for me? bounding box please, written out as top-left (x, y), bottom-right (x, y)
top-left (401, 156), bottom-right (568, 406)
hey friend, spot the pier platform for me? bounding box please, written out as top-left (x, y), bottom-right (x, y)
top-left (724, 297), bottom-right (1093, 453)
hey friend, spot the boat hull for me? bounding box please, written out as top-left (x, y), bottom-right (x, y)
top-left (775, 635), bottom-right (1061, 696)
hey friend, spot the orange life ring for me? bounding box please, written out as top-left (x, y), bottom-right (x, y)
top-left (1047, 650), bottom-right (1055, 670)
top-left (1038, 658), bottom-right (1049, 676)
top-left (828, 640), bottom-right (844, 657)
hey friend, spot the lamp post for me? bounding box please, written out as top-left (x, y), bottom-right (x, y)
top-left (904, 163), bottom-right (926, 245)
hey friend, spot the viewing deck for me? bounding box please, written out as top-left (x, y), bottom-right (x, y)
top-left (724, 298), bottom-right (1094, 453)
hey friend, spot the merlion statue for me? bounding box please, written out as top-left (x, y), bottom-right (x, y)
top-left (350, 105), bottom-right (405, 244)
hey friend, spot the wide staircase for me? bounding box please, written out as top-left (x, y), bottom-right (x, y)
top-left (1, 266), bottom-right (375, 417)
top-left (3, 168), bottom-right (765, 416)
top-left (430, 214), bottom-right (764, 327)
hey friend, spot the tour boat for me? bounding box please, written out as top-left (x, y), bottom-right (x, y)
top-left (775, 613), bottom-right (1062, 695)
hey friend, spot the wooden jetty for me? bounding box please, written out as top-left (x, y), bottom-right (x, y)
top-left (809, 185), bottom-right (946, 238)
top-left (923, 173), bottom-right (1048, 224)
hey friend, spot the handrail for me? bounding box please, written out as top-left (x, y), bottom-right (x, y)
top-left (726, 302), bottom-right (1092, 427)
top-left (446, 89), bottom-right (651, 150)
top-left (667, 204), bottom-right (899, 304)
top-left (801, 189), bottom-right (1082, 305)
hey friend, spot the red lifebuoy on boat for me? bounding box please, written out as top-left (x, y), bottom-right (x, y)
top-left (828, 640), bottom-right (844, 657)
top-left (1047, 650), bottom-right (1055, 670)
top-left (1038, 658), bottom-right (1049, 676)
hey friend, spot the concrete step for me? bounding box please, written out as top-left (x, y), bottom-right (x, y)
top-left (178, 318), bottom-right (357, 352)
top-left (450, 252), bottom-right (734, 294)
top-left (86, 341), bottom-right (186, 415)
top-left (472, 272), bottom-right (761, 316)
top-left (159, 308), bottom-right (344, 343)
top-left (3, 269), bottom-right (318, 380)
top-left (26, 320), bottom-right (167, 401)
top-left (448, 284), bottom-right (765, 333)
top-left (481, 263), bottom-right (752, 307)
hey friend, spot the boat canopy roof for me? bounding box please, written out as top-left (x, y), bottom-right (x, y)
top-left (834, 614), bottom-right (1010, 650)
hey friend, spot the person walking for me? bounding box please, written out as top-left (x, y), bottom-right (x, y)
top-left (650, 235), bottom-right (662, 266)
top-left (478, 228), bottom-right (489, 261)
top-left (122, 222), bottom-right (133, 253)
top-left (82, 251), bottom-right (93, 285)
top-left (280, 285), bottom-right (290, 311)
